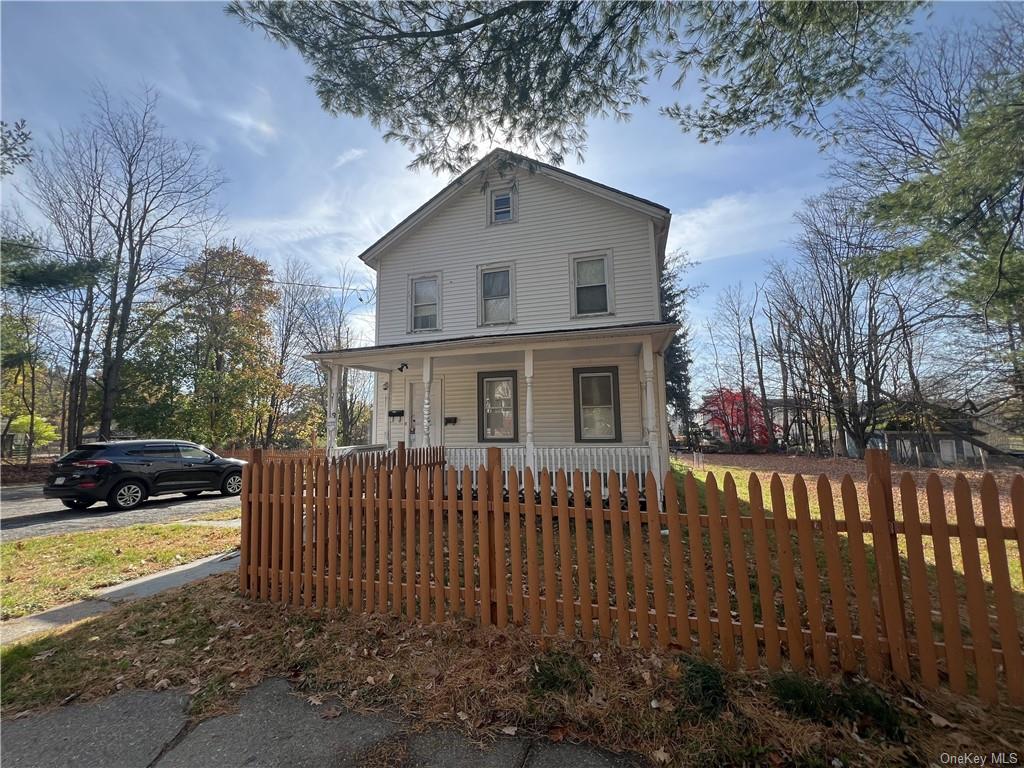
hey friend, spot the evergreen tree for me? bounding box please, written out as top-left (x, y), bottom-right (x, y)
top-left (660, 253), bottom-right (696, 443)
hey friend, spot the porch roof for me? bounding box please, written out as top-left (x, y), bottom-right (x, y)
top-left (306, 320), bottom-right (678, 370)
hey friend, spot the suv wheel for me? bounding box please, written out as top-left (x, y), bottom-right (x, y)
top-left (62, 499), bottom-right (95, 510)
top-left (221, 471), bottom-right (243, 496)
top-left (109, 480), bottom-right (146, 510)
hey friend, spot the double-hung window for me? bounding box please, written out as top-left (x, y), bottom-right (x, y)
top-left (478, 371), bottom-right (518, 442)
top-left (573, 366), bottom-right (621, 442)
top-left (479, 265), bottom-right (513, 325)
top-left (490, 189), bottom-right (514, 224)
top-left (411, 275), bottom-right (439, 331)
top-left (571, 252), bottom-right (611, 315)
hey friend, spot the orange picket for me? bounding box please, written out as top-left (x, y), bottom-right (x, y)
top-left (446, 467), bottom-right (460, 616)
top-left (292, 460), bottom-right (303, 607)
top-left (433, 465), bottom-right (445, 623)
top-left (378, 464), bottom-right (389, 612)
top-left (339, 463), bottom-right (351, 610)
top-left (817, 475), bottom-right (855, 673)
top-left (748, 475), bottom-right (780, 670)
top-left (509, 467), bottom-right (524, 625)
top-left (842, 476), bottom-right (883, 681)
top-left (365, 465), bottom-right (377, 613)
top-left (239, 460), bottom-right (251, 594)
top-left (591, 469), bottom-right (612, 640)
top-left (723, 473), bottom-right (757, 669)
top-left (405, 466), bottom-right (416, 619)
top-left (926, 474), bottom-right (967, 694)
top-left (867, 475), bottom-right (910, 681)
top-left (524, 468), bottom-right (542, 634)
top-left (953, 475), bottom-right (997, 703)
top-left (315, 460), bottom-right (327, 608)
top-left (352, 464), bottom-right (363, 614)
top-left (541, 470), bottom-right (558, 636)
top-left (391, 467), bottom-right (402, 616)
top-left (281, 459), bottom-right (292, 606)
top-left (270, 461), bottom-right (281, 602)
top-left (793, 474), bottom-right (829, 677)
top-left (478, 465), bottom-right (492, 627)
top-left (607, 471), bottom-right (630, 646)
top-left (898, 473), bottom-right (938, 689)
top-left (492, 463), bottom-right (508, 628)
top-left (980, 474), bottom-right (1023, 703)
top-left (770, 474), bottom-right (804, 672)
top-left (327, 461), bottom-right (339, 610)
top-left (683, 472), bottom-right (713, 659)
top-left (462, 466), bottom-right (476, 619)
top-left (303, 460), bottom-right (314, 609)
top-left (418, 466), bottom-right (430, 621)
top-left (573, 470), bottom-right (594, 641)
top-left (625, 471), bottom-right (651, 649)
top-left (260, 461), bottom-right (271, 601)
top-left (645, 471), bottom-right (671, 649)
top-left (704, 473), bottom-right (735, 668)
top-left (556, 470), bottom-right (575, 635)
top-left (663, 473), bottom-right (691, 651)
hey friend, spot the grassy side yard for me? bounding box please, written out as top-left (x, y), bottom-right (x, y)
top-left (2, 574), bottom-right (1021, 767)
top-left (1, 524), bottom-right (240, 620)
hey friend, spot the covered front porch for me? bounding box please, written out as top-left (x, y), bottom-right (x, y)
top-left (309, 322), bottom-right (677, 488)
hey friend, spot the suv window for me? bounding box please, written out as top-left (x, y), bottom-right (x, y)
top-left (144, 445), bottom-right (180, 458)
top-left (179, 446), bottom-right (210, 461)
top-left (58, 447), bottom-right (105, 463)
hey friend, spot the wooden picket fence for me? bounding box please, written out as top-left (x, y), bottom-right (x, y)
top-left (238, 449), bottom-right (1024, 705)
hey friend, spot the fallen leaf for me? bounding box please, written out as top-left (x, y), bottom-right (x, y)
top-left (306, 694), bottom-right (324, 706)
top-left (547, 725), bottom-right (568, 743)
top-left (500, 726), bottom-right (518, 736)
top-left (653, 747), bottom-right (671, 764)
top-left (160, 638), bottom-right (177, 646)
top-left (32, 649), bottom-right (57, 661)
top-left (457, 711), bottom-right (470, 721)
top-left (366, 676), bottom-right (375, 685)
top-left (928, 712), bottom-right (954, 728)
top-left (650, 698), bottom-right (662, 709)
top-left (641, 670), bottom-right (653, 685)
top-left (320, 706), bottom-right (343, 719)
top-left (154, 678), bottom-right (171, 691)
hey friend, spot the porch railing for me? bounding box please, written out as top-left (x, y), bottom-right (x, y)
top-left (445, 445), bottom-right (650, 493)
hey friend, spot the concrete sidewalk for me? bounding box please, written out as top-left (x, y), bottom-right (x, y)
top-left (2, 678), bottom-right (644, 768)
top-left (0, 550), bottom-right (240, 646)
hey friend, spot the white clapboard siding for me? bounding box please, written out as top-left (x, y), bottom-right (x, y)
top-left (372, 355), bottom-right (645, 449)
top-left (375, 169), bottom-right (660, 345)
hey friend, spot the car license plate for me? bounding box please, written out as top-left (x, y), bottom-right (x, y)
top-left (54, 477), bottom-right (66, 485)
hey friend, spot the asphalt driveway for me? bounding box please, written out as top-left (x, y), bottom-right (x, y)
top-left (0, 485), bottom-right (240, 541)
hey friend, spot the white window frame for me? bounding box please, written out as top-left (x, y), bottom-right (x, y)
top-left (488, 186), bottom-right (517, 225)
top-left (569, 250), bottom-right (614, 317)
top-left (477, 262), bottom-right (516, 326)
top-left (408, 273), bottom-right (441, 333)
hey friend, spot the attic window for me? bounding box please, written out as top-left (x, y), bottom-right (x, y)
top-left (490, 189), bottom-right (514, 224)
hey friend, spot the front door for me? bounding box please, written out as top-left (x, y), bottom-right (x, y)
top-left (409, 378), bottom-right (443, 448)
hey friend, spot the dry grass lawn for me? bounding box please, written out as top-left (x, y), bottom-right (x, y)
top-left (0, 524), bottom-right (240, 619)
top-left (2, 574), bottom-right (1022, 767)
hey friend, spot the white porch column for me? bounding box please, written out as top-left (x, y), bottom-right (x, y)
top-left (325, 364), bottom-right (341, 453)
top-left (422, 356), bottom-right (433, 448)
top-left (404, 379), bottom-right (413, 447)
top-left (525, 348), bottom-right (535, 471)
top-left (641, 338), bottom-right (662, 491)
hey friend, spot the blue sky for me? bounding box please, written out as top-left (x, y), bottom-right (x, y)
top-left (1, 1), bottom-right (995, 355)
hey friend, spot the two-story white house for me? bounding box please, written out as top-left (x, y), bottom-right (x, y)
top-left (310, 149), bottom-right (677, 485)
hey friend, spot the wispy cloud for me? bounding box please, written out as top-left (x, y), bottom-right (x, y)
top-left (219, 86), bottom-right (278, 155)
top-left (668, 188), bottom-right (811, 263)
top-left (333, 147), bottom-right (367, 169)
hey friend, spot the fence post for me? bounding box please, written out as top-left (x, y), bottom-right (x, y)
top-left (864, 447), bottom-right (908, 669)
top-left (487, 446), bottom-right (502, 624)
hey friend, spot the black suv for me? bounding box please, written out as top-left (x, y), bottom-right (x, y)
top-left (43, 440), bottom-right (245, 511)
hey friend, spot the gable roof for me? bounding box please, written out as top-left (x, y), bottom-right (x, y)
top-left (356, 148), bottom-right (671, 268)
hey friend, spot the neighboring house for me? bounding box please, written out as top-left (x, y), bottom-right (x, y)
top-left (309, 149), bottom-right (676, 483)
